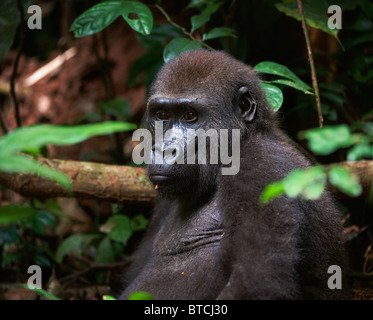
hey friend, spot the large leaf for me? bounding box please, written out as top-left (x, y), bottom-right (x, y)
top-left (0, 122), bottom-right (137, 154)
top-left (260, 166), bottom-right (327, 204)
top-left (55, 234), bottom-right (100, 263)
top-left (163, 38), bottom-right (203, 63)
top-left (95, 236), bottom-right (115, 263)
top-left (254, 61), bottom-right (313, 95)
top-left (190, 2), bottom-right (223, 32)
top-left (0, 154), bottom-right (71, 189)
top-left (70, 1), bottom-right (153, 37)
top-left (0, 205), bottom-right (37, 226)
top-left (347, 143), bottom-right (373, 161)
top-left (283, 166), bottom-right (326, 200)
top-left (261, 83), bottom-right (283, 112)
top-left (299, 125), bottom-right (353, 155)
top-left (202, 27), bottom-right (236, 41)
top-left (100, 215), bottom-right (132, 245)
top-left (0, 0), bottom-right (33, 64)
top-left (275, 0), bottom-right (340, 43)
top-left (328, 166), bottom-right (362, 197)
top-left (120, 1), bottom-right (153, 36)
top-left (130, 214), bottom-right (148, 232)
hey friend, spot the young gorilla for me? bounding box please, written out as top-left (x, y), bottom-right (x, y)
top-left (120, 50), bottom-right (349, 299)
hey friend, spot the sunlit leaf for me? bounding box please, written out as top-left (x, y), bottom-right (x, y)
top-left (283, 166), bottom-right (326, 200)
top-left (328, 166), bottom-right (362, 197)
top-left (299, 125), bottom-right (353, 155)
top-left (0, 154), bottom-right (71, 189)
top-left (260, 181), bottom-right (285, 204)
top-left (254, 61), bottom-right (313, 95)
top-left (128, 291), bottom-right (154, 300)
top-left (347, 143), bottom-right (373, 161)
top-left (0, 122), bottom-right (137, 154)
top-left (261, 83), bottom-right (283, 112)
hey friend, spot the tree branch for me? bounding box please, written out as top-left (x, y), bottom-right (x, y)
top-left (0, 158), bottom-right (372, 203)
top-left (0, 158), bottom-right (156, 203)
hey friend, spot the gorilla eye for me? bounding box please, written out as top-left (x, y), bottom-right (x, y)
top-left (183, 111), bottom-right (198, 122)
top-left (156, 110), bottom-right (169, 121)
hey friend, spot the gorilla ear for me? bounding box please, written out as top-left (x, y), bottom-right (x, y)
top-left (237, 87), bottom-right (257, 122)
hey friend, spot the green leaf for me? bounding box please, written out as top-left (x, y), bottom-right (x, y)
top-left (202, 27), bottom-right (236, 41)
top-left (254, 61), bottom-right (313, 95)
top-left (299, 125), bottom-right (353, 155)
top-left (0, 0), bottom-right (33, 64)
top-left (0, 154), bottom-right (71, 189)
top-left (70, 1), bottom-right (123, 37)
top-left (163, 38), bottom-right (203, 63)
top-left (24, 210), bottom-right (57, 236)
top-left (99, 98), bottom-right (131, 120)
top-left (0, 205), bottom-right (37, 226)
top-left (95, 236), bottom-right (115, 263)
top-left (274, 1), bottom-right (340, 42)
top-left (347, 143), bottom-right (373, 161)
top-left (130, 214), bottom-right (148, 231)
top-left (15, 284), bottom-right (61, 300)
top-left (103, 295), bottom-right (117, 300)
top-left (191, 2), bottom-right (223, 32)
top-left (0, 122), bottom-right (137, 154)
top-left (128, 291), bottom-right (154, 300)
top-left (44, 200), bottom-right (65, 218)
top-left (283, 166), bottom-right (326, 200)
top-left (120, 1), bottom-right (153, 36)
top-left (260, 181), bottom-right (285, 204)
top-left (261, 83), bottom-right (283, 112)
top-left (55, 234), bottom-right (100, 263)
top-left (101, 215), bottom-right (132, 245)
top-left (328, 166), bottom-right (362, 197)
top-left (70, 1), bottom-right (153, 37)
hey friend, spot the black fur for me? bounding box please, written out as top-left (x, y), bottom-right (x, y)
top-left (119, 50), bottom-right (349, 299)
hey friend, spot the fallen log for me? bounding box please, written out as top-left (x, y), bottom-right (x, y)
top-left (0, 157), bottom-right (371, 203)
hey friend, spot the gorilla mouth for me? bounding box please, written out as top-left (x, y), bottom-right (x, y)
top-left (149, 174), bottom-right (176, 185)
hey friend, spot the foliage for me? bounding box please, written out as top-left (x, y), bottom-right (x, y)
top-left (0, 0), bottom-right (372, 298)
top-left (0, 122), bottom-right (137, 188)
top-left (0, 0), bottom-right (33, 64)
top-left (69, 0), bottom-right (372, 204)
top-left (70, 1), bottom-right (153, 37)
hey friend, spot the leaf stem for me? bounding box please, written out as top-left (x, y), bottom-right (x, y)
top-left (10, 0), bottom-right (26, 128)
top-left (153, 4), bottom-right (214, 51)
top-left (297, 0), bottom-right (323, 128)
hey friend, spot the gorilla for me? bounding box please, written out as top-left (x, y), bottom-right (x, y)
top-left (119, 50), bottom-right (349, 299)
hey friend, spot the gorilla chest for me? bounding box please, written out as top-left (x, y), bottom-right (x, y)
top-left (153, 201), bottom-right (224, 256)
